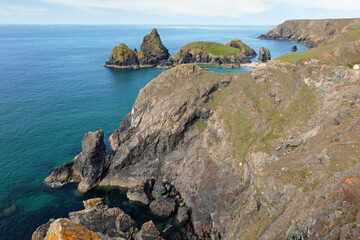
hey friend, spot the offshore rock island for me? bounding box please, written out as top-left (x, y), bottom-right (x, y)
top-left (38, 18), bottom-right (360, 239)
top-left (104, 28), bottom-right (257, 69)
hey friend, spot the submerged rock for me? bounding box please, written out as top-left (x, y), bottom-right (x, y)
top-left (258, 47), bottom-right (271, 62)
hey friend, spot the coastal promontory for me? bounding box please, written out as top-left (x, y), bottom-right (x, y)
top-left (42, 18), bottom-right (360, 239)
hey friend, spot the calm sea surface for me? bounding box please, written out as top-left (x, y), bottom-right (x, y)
top-left (0, 25), bottom-right (307, 239)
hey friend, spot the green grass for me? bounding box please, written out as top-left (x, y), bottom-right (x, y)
top-left (172, 41), bottom-right (241, 59)
top-left (194, 120), bottom-right (207, 132)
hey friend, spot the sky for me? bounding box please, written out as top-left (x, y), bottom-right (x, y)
top-left (0, 0), bottom-right (359, 25)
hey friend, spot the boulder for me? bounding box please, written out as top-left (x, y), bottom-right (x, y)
top-left (45, 219), bottom-right (102, 240)
top-left (149, 196), bottom-right (176, 218)
top-left (138, 220), bottom-right (164, 240)
top-left (258, 47), bottom-right (271, 62)
top-left (69, 198), bottom-right (137, 239)
top-left (31, 219), bottom-right (54, 240)
top-left (176, 206), bottom-right (189, 225)
top-left (43, 162), bottom-right (80, 185)
top-left (127, 180), bottom-right (154, 205)
top-left (290, 45), bottom-right (298, 51)
top-left (151, 180), bottom-right (167, 200)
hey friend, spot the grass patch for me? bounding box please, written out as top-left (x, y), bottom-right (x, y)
top-left (172, 41), bottom-right (241, 59)
top-left (194, 119), bottom-right (207, 132)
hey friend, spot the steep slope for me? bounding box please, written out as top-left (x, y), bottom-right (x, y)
top-left (43, 19), bottom-right (360, 239)
top-left (259, 18), bottom-right (360, 47)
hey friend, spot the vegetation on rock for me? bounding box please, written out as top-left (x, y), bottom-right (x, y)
top-left (226, 39), bottom-right (257, 57)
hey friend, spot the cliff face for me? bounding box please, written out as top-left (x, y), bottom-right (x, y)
top-left (43, 19), bottom-right (360, 239)
top-left (45, 63), bottom-right (360, 239)
top-left (258, 18), bottom-right (360, 47)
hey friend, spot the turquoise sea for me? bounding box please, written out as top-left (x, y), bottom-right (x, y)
top-left (0, 25), bottom-right (307, 239)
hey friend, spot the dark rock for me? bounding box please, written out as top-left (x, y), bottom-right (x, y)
top-left (75, 130), bottom-right (108, 192)
top-left (258, 47), bottom-right (271, 62)
top-left (152, 180), bottom-right (167, 199)
top-left (334, 118), bottom-right (341, 125)
top-left (138, 220), bottom-right (164, 240)
top-left (290, 45), bottom-right (298, 51)
top-left (31, 219), bottom-right (54, 240)
top-left (44, 162), bottom-right (80, 185)
top-left (127, 180), bottom-right (154, 205)
top-left (69, 198), bottom-right (137, 239)
top-left (176, 206), bottom-right (189, 225)
top-left (44, 130), bottom-right (108, 193)
top-left (149, 196), bottom-right (176, 218)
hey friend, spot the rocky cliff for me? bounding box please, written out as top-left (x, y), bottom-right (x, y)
top-left (105, 28), bottom-right (170, 69)
top-left (42, 19), bottom-right (360, 240)
top-left (258, 18), bottom-right (360, 47)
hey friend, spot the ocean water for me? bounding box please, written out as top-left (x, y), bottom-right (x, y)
top-left (0, 25), bottom-right (307, 239)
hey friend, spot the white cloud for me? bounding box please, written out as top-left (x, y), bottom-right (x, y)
top-left (268, 0), bottom-right (360, 11)
top-left (40, 0), bottom-right (360, 17)
top-left (0, 4), bottom-right (47, 15)
top-left (41, 0), bottom-right (272, 17)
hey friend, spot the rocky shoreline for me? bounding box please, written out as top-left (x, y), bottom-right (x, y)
top-left (38, 18), bottom-right (360, 240)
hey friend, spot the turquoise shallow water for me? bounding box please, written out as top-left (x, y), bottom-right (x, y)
top-left (0, 25), bottom-right (307, 239)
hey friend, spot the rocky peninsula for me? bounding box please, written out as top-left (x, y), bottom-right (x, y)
top-left (104, 29), bottom-right (256, 69)
top-left (40, 18), bottom-right (360, 239)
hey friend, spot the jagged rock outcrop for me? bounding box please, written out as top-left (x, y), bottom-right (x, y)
top-left (226, 39), bottom-right (257, 58)
top-left (44, 130), bottom-right (109, 192)
top-left (170, 41), bottom-right (253, 66)
top-left (138, 28), bottom-right (170, 66)
top-left (105, 28), bottom-right (170, 69)
top-left (258, 47), bottom-right (271, 62)
top-left (258, 18), bottom-right (360, 47)
top-left (33, 198), bottom-right (139, 240)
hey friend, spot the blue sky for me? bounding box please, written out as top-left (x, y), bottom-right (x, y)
top-left (0, 0), bottom-right (359, 25)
